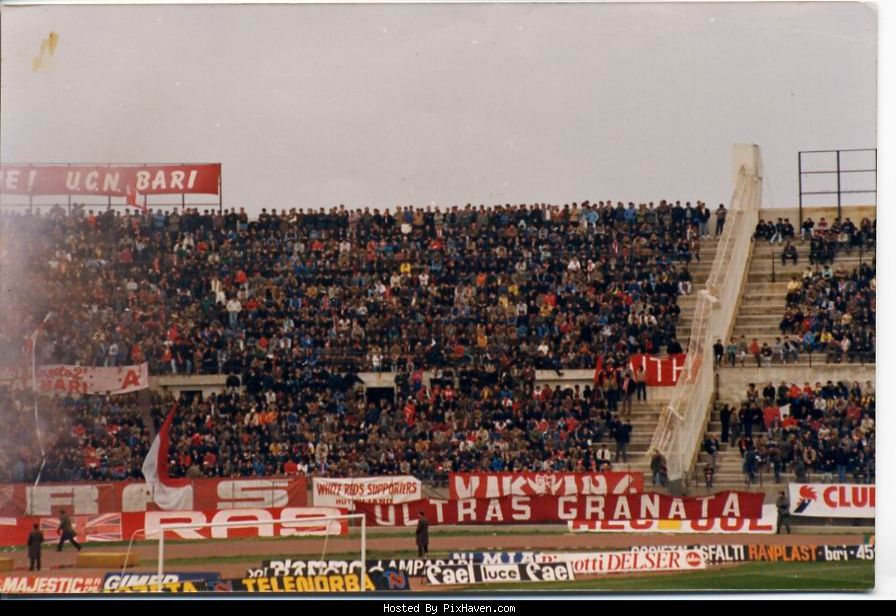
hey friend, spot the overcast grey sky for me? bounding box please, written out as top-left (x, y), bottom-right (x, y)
top-left (0, 2), bottom-right (877, 212)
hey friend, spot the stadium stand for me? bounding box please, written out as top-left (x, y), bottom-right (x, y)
top-left (2, 202), bottom-right (713, 373)
top-left (0, 203), bottom-right (875, 489)
top-left (695, 212), bottom-right (875, 490)
top-left (0, 201), bottom-right (720, 484)
top-left (699, 379), bottom-right (875, 489)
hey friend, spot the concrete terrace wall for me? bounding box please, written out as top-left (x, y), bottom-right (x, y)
top-left (151, 370), bottom-right (677, 402)
top-left (152, 374), bottom-right (227, 398)
top-left (715, 364), bottom-right (875, 403)
top-left (759, 204), bottom-right (876, 221)
top-left (534, 370), bottom-right (674, 402)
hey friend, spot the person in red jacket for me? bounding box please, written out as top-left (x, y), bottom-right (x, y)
top-left (749, 339), bottom-right (761, 367)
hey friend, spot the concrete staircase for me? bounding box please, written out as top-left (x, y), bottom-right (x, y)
top-left (595, 398), bottom-right (667, 478)
top-left (693, 405), bottom-right (779, 493)
top-left (602, 236), bottom-right (718, 484)
top-left (730, 240), bottom-right (874, 351)
top-left (691, 234), bottom-right (876, 492)
top-left (691, 405), bottom-right (871, 498)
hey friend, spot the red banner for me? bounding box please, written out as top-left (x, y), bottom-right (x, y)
top-left (355, 491), bottom-right (765, 526)
top-left (448, 472), bottom-right (643, 500)
top-left (628, 353), bottom-right (687, 386)
top-left (594, 354), bottom-right (687, 386)
top-left (0, 164), bottom-right (220, 196)
top-left (0, 477), bottom-right (308, 517)
top-left (0, 506), bottom-right (344, 547)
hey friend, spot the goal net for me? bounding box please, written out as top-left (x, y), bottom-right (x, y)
top-left (130, 512), bottom-right (369, 592)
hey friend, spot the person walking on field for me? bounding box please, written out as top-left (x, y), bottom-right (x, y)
top-left (27, 523), bottom-right (44, 571)
top-left (57, 510), bottom-right (81, 552)
top-left (415, 511), bottom-right (429, 557)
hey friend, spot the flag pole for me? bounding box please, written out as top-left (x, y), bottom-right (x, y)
top-left (31, 312), bottom-right (54, 488)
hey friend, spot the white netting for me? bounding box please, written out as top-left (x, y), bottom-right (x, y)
top-left (138, 513), bottom-right (368, 584)
top-left (650, 149), bottom-right (762, 481)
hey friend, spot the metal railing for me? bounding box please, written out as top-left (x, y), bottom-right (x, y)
top-left (722, 347), bottom-right (874, 368)
top-left (649, 159), bottom-right (761, 484)
top-left (798, 148), bottom-right (877, 225)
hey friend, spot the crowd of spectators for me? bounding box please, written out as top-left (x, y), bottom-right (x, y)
top-left (717, 335), bottom-right (805, 368)
top-left (780, 261), bottom-right (875, 363)
top-left (713, 379), bottom-right (875, 485)
top-left (1, 361), bottom-right (644, 484)
top-left (0, 389), bottom-right (152, 483)
top-left (1, 201), bottom-right (716, 377)
top-left (1, 203), bottom-right (877, 487)
top-left (754, 216), bottom-right (875, 253)
top-left (5, 198), bottom-right (714, 483)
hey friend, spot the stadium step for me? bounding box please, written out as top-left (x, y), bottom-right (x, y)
top-left (737, 304), bottom-right (788, 316)
top-left (735, 315), bottom-right (791, 326)
top-left (715, 359), bottom-right (872, 368)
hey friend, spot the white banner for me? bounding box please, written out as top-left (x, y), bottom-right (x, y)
top-left (0, 363), bottom-right (150, 395)
top-left (0, 576), bottom-right (103, 594)
top-left (535, 548), bottom-right (706, 575)
top-left (312, 476), bottom-right (422, 508)
top-left (568, 504), bottom-right (778, 534)
top-left (424, 562), bottom-right (575, 586)
top-left (789, 484), bottom-right (875, 518)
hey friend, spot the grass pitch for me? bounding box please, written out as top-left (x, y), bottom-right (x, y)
top-left (457, 559), bottom-right (874, 592)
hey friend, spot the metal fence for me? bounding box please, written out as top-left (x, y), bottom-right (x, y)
top-left (649, 161), bottom-right (761, 485)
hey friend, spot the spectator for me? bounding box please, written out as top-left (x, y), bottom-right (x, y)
top-left (715, 204), bottom-right (727, 236)
top-left (620, 370), bottom-right (635, 417)
top-left (713, 339), bottom-right (724, 368)
top-left (703, 462), bottom-right (715, 489)
top-left (702, 434), bottom-right (720, 466)
top-left (776, 491), bottom-right (791, 534)
top-left (725, 337), bottom-right (738, 367)
top-left (719, 402), bottom-right (732, 444)
top-left (743, 447), bottom-right (761, 485)
top-left (749, 338), bottom-right (761, 367)
top-left (614, 419), bottom-right (632, 463)
top-left (781, 242), bottom-right (798, 266)
top-left (737, 336), bottom-right (749, 366)
top-left (650, 450), bottom-right (668, 487)
top-left (633, 365), bottom-right (647, 401)
top-left (595, 444), bottom-right (612, 471)
top-left (770, 218), bottom-right (785, 243)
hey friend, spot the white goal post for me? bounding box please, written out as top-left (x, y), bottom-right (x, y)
top-left (150, 513), bottom-right (367, 590)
